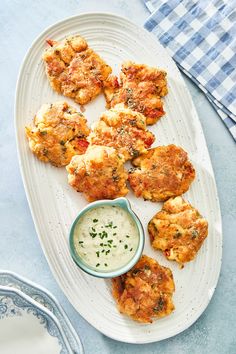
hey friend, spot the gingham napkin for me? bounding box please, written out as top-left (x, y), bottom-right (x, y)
top-left (143, 0), bottom-right (236, 140)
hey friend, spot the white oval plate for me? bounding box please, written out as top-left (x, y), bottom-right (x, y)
top-left (15, 13), bottom-right (222, 344)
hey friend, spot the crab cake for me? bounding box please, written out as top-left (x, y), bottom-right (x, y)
top-left (25, 102), bottom-right (90, 167)
top-left (148, 197), bottom-right (208, 265)
top-left (43, 35), bottom-right (112, 105)
top-left (66, 145), bottom-right (128, 201)
top-left (104, 61), bottom-right (168, 125)
top-left (112, 255), bottom-right (175, 323)
top-left (88, 105), bottom-right (155, 161)
top-left (128, 145), bottom-right (195, 202)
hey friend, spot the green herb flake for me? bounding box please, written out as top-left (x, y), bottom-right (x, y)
top-left (43, 148), bottom-right (48, 156)
top-left (104, 263), bottom-right (108, 267)
top-left (126, 235), bottom-right (130, 238)
top-left (124, 244), bottom-right (128, 250)
top-left (191, 230), bottom-right (199, 239)
top-left (132, 269), bottom-right (141, 275)
top-left (93, 219), bottom-right (98, 223)
top-left (96, 251), bottom-right (100, 258)
top-left (173, 231), bottom-right (182, 239)
top-left (112, 175), bottom-right (119, 182)
top-left (78, 241), bottom-right (84, 248)
top-left (153, 298), bottom-right (165, 313)
top-left (130, 248), bottom-right (133, 252)
top-left (96, 263), bottom-right (100, 267)
top-left (105, 221), bottom-right (113, 228)
top-left (40, 130), bottom-right (47, 136)
top-left (100, 231), bottom-right (108, 239)
top-left (89, 232), bottom-right (97, 238)
top-left (105, 250), bottom-right (110, 255)
top-left (131, 149), bottom-right (139, 158)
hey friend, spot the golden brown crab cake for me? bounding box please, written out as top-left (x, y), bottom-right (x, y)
top-left (148, 197), bottom-right (208, 265)
top-left (43, 35), bottom-right (112, 105)
top-left (66, 145), bottom-right (128, 202)
top-left (88, 105), bottom-right (155, 161)
top-left (25, 102), bottom-right (90, 167)
top-left (104, 61), bottom-right (168, 125)
top-left (128, 145), bottom-right (195, 202)
top-left (112, 255), bottom-right (175, 323)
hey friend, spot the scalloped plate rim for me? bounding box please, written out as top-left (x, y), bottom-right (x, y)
top-left (0, 270), bottom-right (84, 353)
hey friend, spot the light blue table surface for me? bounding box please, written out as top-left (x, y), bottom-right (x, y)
top-left (1, 1), bottom-right (235, 353)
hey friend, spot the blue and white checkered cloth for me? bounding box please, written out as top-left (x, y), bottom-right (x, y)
top-left (143, 0), bottom-right (236, 140)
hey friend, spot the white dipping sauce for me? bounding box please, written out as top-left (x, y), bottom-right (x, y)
top-left (73, 205), bottom-right (139, 271)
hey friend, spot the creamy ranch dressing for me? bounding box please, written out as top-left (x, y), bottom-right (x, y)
top-left (73, 205), bottom-right (139, 271)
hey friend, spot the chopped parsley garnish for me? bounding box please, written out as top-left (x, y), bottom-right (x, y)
top-left (132, 149), bottom-right (139, 158)
top-left (132, 269), bottom-right (141, 275)
top-left (174, 231), bottom-right (182, 239)
top-left (78, 240), bottom-right (84, 248)
top-left (153, 298), bottom-right (164, 312)
top-left (79, 214), bottom-right (138, 271)
top-left (89, 232), bottom-right (97, 238)
top-left (40, 131), bottom-right (47, 136)
top-left (191, 230), bottom-right (199, 239)
top-left (105, 221), bottom-right (113, 228)
top-left (99, 230), bottom-right (108, 239)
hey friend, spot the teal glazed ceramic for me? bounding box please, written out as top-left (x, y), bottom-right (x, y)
top-left (69, 197), bottom-right (145, 278)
